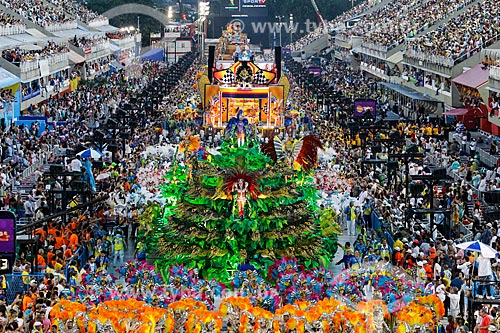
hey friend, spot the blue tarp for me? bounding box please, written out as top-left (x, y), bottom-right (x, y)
top-left (372, 211), bottom-right (394, 247)
top-left (140, 48), bottom-right (164, 62)
top-left (84, 159), bottom-right (97, 193)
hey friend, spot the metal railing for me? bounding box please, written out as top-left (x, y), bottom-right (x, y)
top-left (423, 149), bottom-right (477, 242)
top-left (5, 273), bottom-right (45, 303)
top-left (44, 20), bottom-right (78, 32)
top-left (470, 279), bottom-right (500, 300)
top-left (406, 33), bottom-right (500, 68)
top-left (490, 66), bottom-right (500, 81)
top-left (361, 41), bottom-right (389, 53)
top-left (20, 150), bottom-right (50, 180)
top-left (19, 52), bottom-right (69, 73)
top-left (87, 17), bottom-right (109, 27)
top-left (0, 24), bottom-right (26, 36)
top-left (404, 48), bottom-right (455, 68)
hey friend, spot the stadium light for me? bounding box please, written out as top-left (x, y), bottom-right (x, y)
top-left (276, 16), bottom-right (283, 47)
top-left (199, 1), bottom-right (210, 17)
top-left (198, 1), bottom-right (210, 58)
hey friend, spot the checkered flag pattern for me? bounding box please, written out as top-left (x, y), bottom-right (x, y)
top-left (221, 70), bottom-right (236, 84)
top-left (252, 70), bottom-right (268, 85)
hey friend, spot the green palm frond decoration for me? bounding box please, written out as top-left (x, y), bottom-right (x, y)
top-left (140, 138), bottom-right (336, 283)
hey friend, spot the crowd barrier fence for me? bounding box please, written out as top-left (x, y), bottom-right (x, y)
top-left (4, 273), bottom-right (45, 303)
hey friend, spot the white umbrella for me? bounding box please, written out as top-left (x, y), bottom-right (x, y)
top-left (77, 148), bottom-right (103, 159)
top-left (96, 172), bottom-right (110, 181)
top-left (456, 240), bottom-right (498, 258)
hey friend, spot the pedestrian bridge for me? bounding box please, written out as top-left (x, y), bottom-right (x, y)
top-left (102, 4), bottom-right (171, 27)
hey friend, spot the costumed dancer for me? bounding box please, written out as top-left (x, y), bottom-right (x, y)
top-left (232, 178), bottom-right (249, 218)
top-left (226, 109), bottom-right (250, 147)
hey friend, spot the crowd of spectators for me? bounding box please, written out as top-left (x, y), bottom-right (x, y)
top-left (290, 0), bottom-right (499, 69)
top-left (0, 121), bottom-right (50, 197)
top-left (0, 0), bottom-right (500, 328)
top-left (406, 0), bottom-right (500, 66)
top-left (2, 42), bottom-right (68, 66)
top-left (283, 52), bottom-right (500, 330)
top-left (332, 0), bottom-right (384, 26)
top-left (336, 0), bottom-right (472, 51)
top-left (69, 35), bottom-right (108, 52)
top-left (289, 23), bottom-right (331, 52)
top-left (362, 0), bottom-right (474, 49)
top-left (321, 60), bottom-right (380, 99)
top-left (336, 0), bottom-right (416, 45)
top-left (1, 0), bottom-right (75, 30)
top-left (0, 90), bottom-right (16, 104)
top-left (0, 59), bottom-right (172, 205)
top-left (0, 10), bottom-right (24, 29)
top-left (0, 55), bottom-right (212, 332)
top-left (45, 0), bottom-right (107, 25)
top-left (106, 31), bottom-right (134, 40)
top-left (289, 0), bottom-right (387, 51)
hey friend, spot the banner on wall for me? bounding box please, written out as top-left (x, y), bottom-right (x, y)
top-left (70, 77), bottom-right (80, 91)
top-left (39, 59), bottom-right (50, 77)
top-left (0, 82), bottom-right (19, 127)
top-left (353, 98), bottom-right (377, 119)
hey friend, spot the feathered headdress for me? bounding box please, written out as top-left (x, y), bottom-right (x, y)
top-left (261, 135), bottom-right (323, 171)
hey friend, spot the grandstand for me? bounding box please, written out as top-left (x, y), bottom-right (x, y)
top-left (0, 0), bottom-right (140, 126)
top-left (2, 0), bottom-right (500, 135)
top-left (291, 0), bottom-right (500, 136)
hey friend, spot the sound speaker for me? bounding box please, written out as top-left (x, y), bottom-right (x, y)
top-left (406, 144), bottom-right (419, 154)
top-left (483, 191), bottom-right (500, 204)
top-left (275, 47), bottom-right (281, 81)
top-left (208, 45), bottom-right (215, 83)
top-left (50, 165), bottom-right (64, 173)
top-left (429, 167), bottom-right (447, 177)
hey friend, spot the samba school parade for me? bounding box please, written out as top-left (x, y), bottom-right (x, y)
top-left (37, 21), bottom-right (450, 333)
top-left (7, 0), bottom-right (500, 329)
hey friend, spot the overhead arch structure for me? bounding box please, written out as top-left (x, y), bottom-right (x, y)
top-left (102, 3), bottom-right (171, 27)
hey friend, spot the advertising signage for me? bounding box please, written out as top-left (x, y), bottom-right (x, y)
top-left (353, 99), bottom-right (377, 119)
top-left (220, 0), bottom-right (268, 17)
top-left (0, 211), bottom-right (15, 275)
